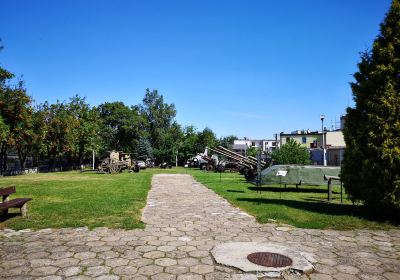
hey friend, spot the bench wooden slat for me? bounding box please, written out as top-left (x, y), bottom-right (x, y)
top-left (0, 198), bottom-right (32, 211)
top-left (0, 186), bottom-right (16, 196)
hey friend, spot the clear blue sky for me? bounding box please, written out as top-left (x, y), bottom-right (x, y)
top-left (0, 0), bottom-right (392, 139)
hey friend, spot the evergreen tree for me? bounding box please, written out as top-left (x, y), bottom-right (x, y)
top-left (137, 137), bottom-right (153, 160)
top-left (342, 0), bottom-right (400, 218)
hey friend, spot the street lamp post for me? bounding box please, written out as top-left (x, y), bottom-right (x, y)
top-left (244, 137), bottom-right (248, 156)
top-left (320, 115), bottom-right (327, 166)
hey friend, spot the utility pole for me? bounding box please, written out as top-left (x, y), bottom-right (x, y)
top-left (320, 115), bottom-right (327, 166)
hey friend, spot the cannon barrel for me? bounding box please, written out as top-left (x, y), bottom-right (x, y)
top-left (214, 146), bottom-right (264, 166)
top-left (209, 147), bottom-right (255, 169)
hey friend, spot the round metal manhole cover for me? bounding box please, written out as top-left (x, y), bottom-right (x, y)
top-left (247, 252), bottom-right (293, 267)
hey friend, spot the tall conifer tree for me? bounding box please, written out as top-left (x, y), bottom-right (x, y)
top-left (342, 0), bottom-right (400, 218)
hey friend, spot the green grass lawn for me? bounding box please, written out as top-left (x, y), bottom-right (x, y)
top-left (0, 167), bottom-right (396, 230)
top-left (0, 168), bottom-right (180, 230)
top-left (187, 169), bottom-right (395, 230)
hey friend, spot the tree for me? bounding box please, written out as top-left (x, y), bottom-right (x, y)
top-left (140, 89), bottom-right (176, 150)
top-left (196, 127), bottom-right (218, 152)
top-left (0, 56), bottom-right (14, 170)
top-left (341, 0), bottom-right (400, 218)
top-left (97, 102), bottom-right (143, 154)
top-left (271, 139), bottom-right (310, 164)
top-left (0, 116), bottom-right (8, 143)
top-left (219, 135), bottom-right (238, 149)
top-left (137, 136), bottom-right (153, 160)
top-left (43, 101), bottom-right (77, 169)
top-left (246, 146), bottom-right (258, 158)
top-left (178, 125), bottom-right (200, 165)
top-left (0, 80), bottom-right (34, 169)
top-left (68, 95), bottom-right (101, 165)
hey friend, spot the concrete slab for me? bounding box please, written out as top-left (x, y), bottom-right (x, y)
top-left (211, 242), bottom-right (314, 274)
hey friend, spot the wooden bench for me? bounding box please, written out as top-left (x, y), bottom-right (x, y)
top-left (0, 186), bottom-right (32, 217)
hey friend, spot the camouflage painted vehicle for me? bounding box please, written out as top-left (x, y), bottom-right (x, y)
top-left (98, 151), bottom-right (140, 174)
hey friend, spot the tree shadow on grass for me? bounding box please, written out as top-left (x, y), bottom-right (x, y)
top-left (236, 197), bottom-right (391, 223)
top-left (248, 186), bottom-right (339, 194)
top-left (227, 189), bottom-right (245, 193)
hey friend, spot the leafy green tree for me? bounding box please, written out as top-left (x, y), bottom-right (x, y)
top-left (140, 89), bottom-right (176, 150)
top-left (196, 127), bottom-right (218, 151)
top-left (219, 135), bottom-right (238, 149)
top-left (178, 125), bottom-right (200, 165)
top-left (97, 102), bottom-right (143, 154)
top-left (0, 80), bottom-right (34, 169)
top-left (271, 139), bottom-right (310, 164)
top-left (43, 101), bottom-right (77, 169)
top-left (154, 122), bottom-right (183, 164)
top-left (68, 95), bottom-right (101, 165)
top-left (0, 116), bottom-right (8, 143)
top-left (342, 0), bottom-right (400, 217)
top-left (0, 57), bottom-right (14, 170)
top-left (246, 146), bottom-right (258, 158)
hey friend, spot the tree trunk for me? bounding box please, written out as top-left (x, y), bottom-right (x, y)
top-left (0, 143), bottom-right (7, 171)
top-left (17, 147), bottom-right (27, 169)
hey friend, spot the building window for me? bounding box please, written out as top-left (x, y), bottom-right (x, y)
top-left (251, 141), bottom-right (255, 146)
top-left (272, 142), bottom-right (276, 146)
top-left (286, 137), bottom-right (290, 143)
top-left (302, 137), bottom-right (307, 144)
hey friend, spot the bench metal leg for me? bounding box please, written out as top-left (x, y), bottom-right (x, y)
top-left (21, 204), bottom-right (27, 217)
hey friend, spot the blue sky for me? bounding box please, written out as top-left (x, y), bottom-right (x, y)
top-left (0, 0), bottom-right (392, 139)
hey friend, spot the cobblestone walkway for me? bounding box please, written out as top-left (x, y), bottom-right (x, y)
top-left (1, 174), bottom-right (400, 280)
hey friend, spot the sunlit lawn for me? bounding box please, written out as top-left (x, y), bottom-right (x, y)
top-left (0, 168), bottom-right (180, 230)
top-left (187, 169), bottom-right (395, 230)
top-left (0, 167), bottom-right (396, 230)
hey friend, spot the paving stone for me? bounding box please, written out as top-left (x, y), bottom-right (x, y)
top-left (79, 258), bottom-right (104, 266)
top-left (95, 275), bottom-right (120, 280)
top-left (30, 266), bottom-right (59, 276)
top-left (177, 274), bottom-right (203, 280)
top-left (155, 258), bottom-right (178, 267)
top-left (57, 266), bottom-right (82, 277)
top-left (205, 271), bottom-right (230, 280)
top-left (137, 264), bottom-right (163, 276)
top-left (190, 264), bottom-right (214, 274)
top-left (36, 276), bottom-right (63, 280)
top-left (52, 257), bottom-right (80, 268)
top-left (231, 274), bottom-right (258, 280)
top-left (310, 274), bottom-right (334, 280)
top-left (383, 272), bottom-right (400, 280)
top-left (1, 174), bottom-right (400, 280)
top-left (105, 258), bottom-right (129, 267)
top-left (74, 251), bottom-right (97, 260)
top-left (178, 257), bottom-right (200, 267)
top-left (152, 273), bottom-right (177, 280)
top-left (143, 250), bottom-right (166, 259)
top-left (333, 273), bottom-right (360, 280)
top-left (112, 265), bottom-right (138, 275)
top-left (335, 265), bottom-right (360, 275)
top-left (165, 265), bottom-right (190, 275)
top-left (84, 265), bottom-right (111, 277)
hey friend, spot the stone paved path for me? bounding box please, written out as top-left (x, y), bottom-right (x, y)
top-left (1, 174), bottom-right (400, 280)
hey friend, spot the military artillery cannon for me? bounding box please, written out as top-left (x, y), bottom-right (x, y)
top-left (209, 146), bottom-right (270, 181)
top-left (98, 151), bottom-right (140, 174)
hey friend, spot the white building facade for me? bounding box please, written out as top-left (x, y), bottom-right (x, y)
top-left (233, 139), bottom-right (280, 155)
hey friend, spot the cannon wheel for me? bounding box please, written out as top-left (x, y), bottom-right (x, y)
top-left (216, 165), bottom-right (225, 173)
top-left (98, 158), bottom-right (110, 173)
top-left (109, 163), bottom-right (120, 174)
top-left (206, 164), bottom-right (214, 172)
